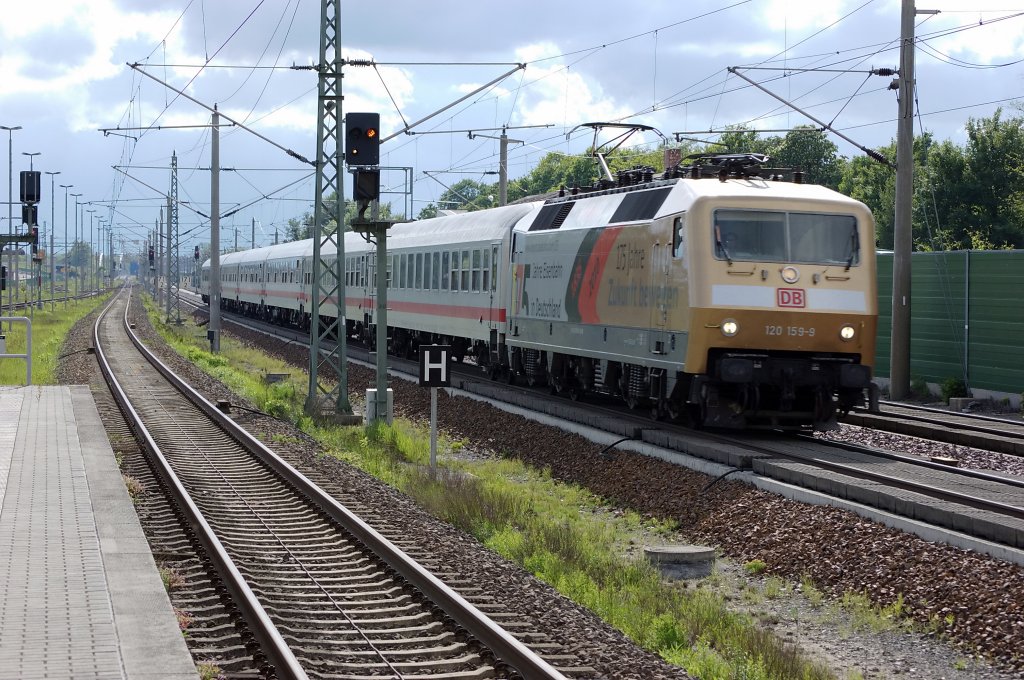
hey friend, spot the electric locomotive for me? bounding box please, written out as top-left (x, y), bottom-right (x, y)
top-left (505, 154), bottom-right (877, 429)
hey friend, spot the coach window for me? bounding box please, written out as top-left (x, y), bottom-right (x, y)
top-left (415, 253), bottom-right (423, 289)
top-left (451, 250), bottom-right (459, 291)
top-left (431, 252), bottom-right (440, 289)
top-left (441, 252), bottom-right (449, 290)
top-left (471, 249), bottom-right (482, 292)
top-left (399, 254), bottom-right (407, 288)
top-left (423, 251), bottom-right (432, 290)
top-left (460, 249), bottom-right (470, 291)
top-left (483, 248), bottom-right (492, 291)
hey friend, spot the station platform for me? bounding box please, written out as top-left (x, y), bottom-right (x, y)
top-left (0, 385), bottom-right (196, 680)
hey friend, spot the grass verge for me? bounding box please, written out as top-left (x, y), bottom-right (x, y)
top-left (0, 294), bottom-right (112, 385)
top-left (147, 302), bottom-right (834, 680)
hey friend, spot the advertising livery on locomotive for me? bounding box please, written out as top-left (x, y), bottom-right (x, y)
top-left (201, 153), bottom-right (878, 430)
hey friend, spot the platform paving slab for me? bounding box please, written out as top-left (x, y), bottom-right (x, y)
top-left (0, 385), bottom-right (196, 680)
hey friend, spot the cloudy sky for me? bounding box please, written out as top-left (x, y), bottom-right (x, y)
top-left (1, 0), bottom-right (1021, 255)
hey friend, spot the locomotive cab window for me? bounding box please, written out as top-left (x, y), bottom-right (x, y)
top-left (713, 209), bottom-right (859, 266)
top-left (673, 215), bottom-right (686, 258)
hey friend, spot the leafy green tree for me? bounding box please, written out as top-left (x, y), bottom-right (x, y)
top-left (771, 127), bottom-right (843, 188)
top-left (68, 241), bottom-right (93, 268)
top-left (840, 142), bottom-right (897, 247)
top-left (714, 128), bottom-right (769, 155)
top-left (284, 192), bottom-right (404, 242)
top-left (432, 179), bottom-right (495, 211)
top-left (960, 109), bottom-right (1024, 247)
top-left (509, 153), bottom-right (597, 200)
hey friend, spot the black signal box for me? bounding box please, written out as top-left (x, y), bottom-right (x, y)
top-left (346, 112), bottom-right (380, 166)
top-left (20, 171), bottom-right (40, 204)
top-left (22, 203), bottom-right (37, 227)
top-left (353, 170), bottom-right (380, 201)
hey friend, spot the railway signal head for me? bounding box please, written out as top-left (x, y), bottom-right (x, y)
top-left (346, 112), bottom-right (380, 166)
top-left (22, 203), bottom-right (37, 227)
top-left (194, 246), bottom-right (201, 260)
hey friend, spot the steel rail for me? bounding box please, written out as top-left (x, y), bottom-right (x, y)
top-left (780, 435), bottom-right (1024, 521)
top-left (118, 288), bottom-right (567, 680)
top-left (93, 287), bottom-right (309, 680)
top-left (872, 400), bottom-right (1024, 434)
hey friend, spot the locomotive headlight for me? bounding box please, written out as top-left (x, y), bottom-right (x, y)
top-left (781, 266), bottom-right (800, 284)
top-left (721, 319), bottom-right (739, 337)
top-left (839, 324), bottom-right (856, 341)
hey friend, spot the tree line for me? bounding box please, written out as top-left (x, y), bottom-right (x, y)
top-left (284, 108), bottom-right (1024, 252)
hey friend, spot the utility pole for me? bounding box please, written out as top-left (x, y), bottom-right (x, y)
top-left (251, 217), bottom-right (256, 249)
top-left (2, 125), bottom-right (21, 322)
top-left (890, 2), bottom-right (937, 399)
top-left (306, 0), bottom-right (356, 422)
top-left (86, 209), bottom-right (96, 297)
top-left (20, 151), bottom-right (40, 308)
top-left (467, 129), bottom-right (523, 206)
top-left (97, 219), bottom-right (105, 291)
top-left (209, 107), bottom-right (221, 352)
top-left (59, 183), bottom-right (72, 306)
top-left (166, 196), bottom-right (172, 322)
top-left (169, 152), bottom-right (181, 324)
top-left (157, 209), bottom-right (164, 307)
top-left (70, 193), bottom-right (81, 299)
top-left (44, 171), bottom-right (59, 307)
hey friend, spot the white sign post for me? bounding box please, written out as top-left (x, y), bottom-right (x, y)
top-left (418, 345), bottom-right (451, 471)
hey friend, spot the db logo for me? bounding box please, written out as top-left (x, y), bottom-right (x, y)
top-left (777, 288), bottom-right (806, 308)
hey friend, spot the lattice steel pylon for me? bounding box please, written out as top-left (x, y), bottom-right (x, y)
top-left (168, 152), bottom-right (181, 324)
top-left (305, 0), bottom-right (352, 420)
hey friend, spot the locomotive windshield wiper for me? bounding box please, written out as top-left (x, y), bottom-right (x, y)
top-left (714, 224), bottom-right (733, 265)
top-left (845, 222), bottom-right (859, 271)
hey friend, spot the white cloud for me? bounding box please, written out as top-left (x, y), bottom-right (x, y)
top-left (756, 0), bottom-right (846, 32)
top-left (508, 43), bottom-right (634, 128)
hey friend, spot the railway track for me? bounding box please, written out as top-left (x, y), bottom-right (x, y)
top-left (845, 400), bottom-right (1024, 457)
top-left (95, 287), bottom-right (570, 680)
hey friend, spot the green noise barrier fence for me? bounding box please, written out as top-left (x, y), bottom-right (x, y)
top-left (875, 249), bottom-right (1024, 397)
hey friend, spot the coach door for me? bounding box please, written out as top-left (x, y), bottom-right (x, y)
top-left (649, 242), bottom-right (669, 355)
top-left (486, 243), bottom-right (500, 327)
top-left (365, 253), bottom-right (376, 325)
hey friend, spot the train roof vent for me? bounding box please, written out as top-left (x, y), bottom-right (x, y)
top-left (528, 202), bottom-right (575, 231)
top-left (609, 187), bottom-right (672, 223)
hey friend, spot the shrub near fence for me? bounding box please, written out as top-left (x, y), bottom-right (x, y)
top-left (875, 250), bottom-right (1024, 402)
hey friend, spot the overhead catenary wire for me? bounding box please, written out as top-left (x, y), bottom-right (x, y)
top-left (92, 2), bottom-right (1024, 237)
